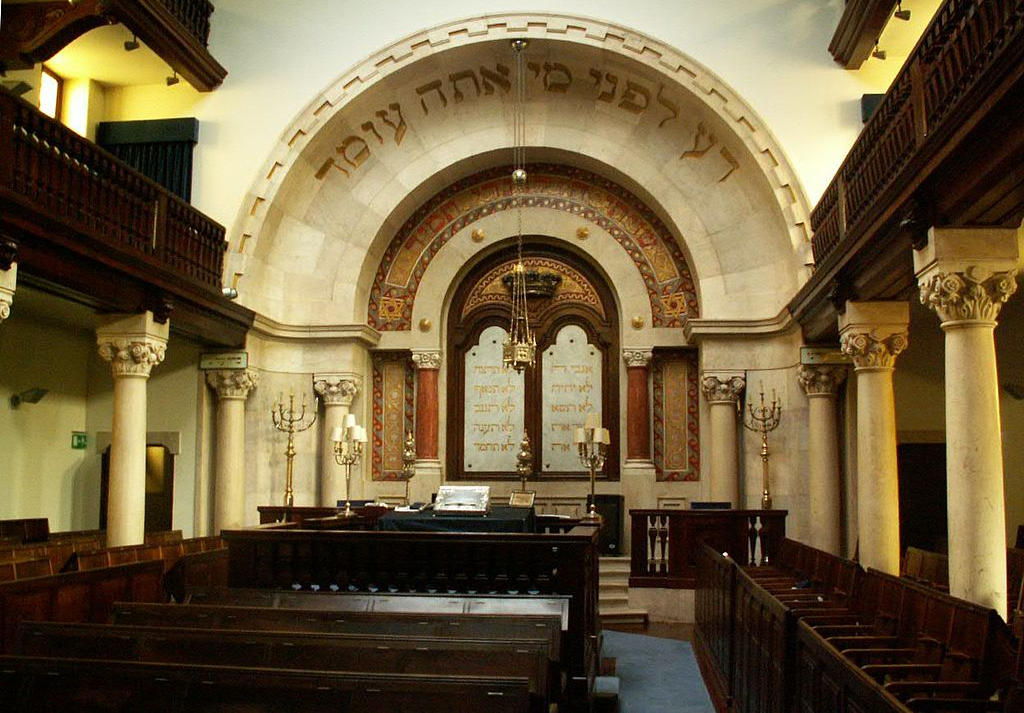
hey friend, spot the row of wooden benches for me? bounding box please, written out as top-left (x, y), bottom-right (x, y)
top-left (695, 537), bottom-right (1022, 713)
top-left (1, 592), bottom-right (571, 712)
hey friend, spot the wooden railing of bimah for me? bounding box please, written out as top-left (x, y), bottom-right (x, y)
top-left (628, 509), bottom-right (786, 589)
top-left (0, 90), bottom-right (225, 291)
top-left (220, 524), bottom-right (601, 703)
top-left (810, 0), bottom-right (1024, 265)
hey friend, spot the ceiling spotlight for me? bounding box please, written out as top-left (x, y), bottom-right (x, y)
top-left (10, 387), bottom-right (48, 409)
top-left (872, 41), bottom-right (887, 60)
top-left (166, 72), bottom-right (179, 86)
top-left (221, 286), bottom-right (238, 300)
top-left (124, 34), bottom-right (140, 51)
top-left (894, 2), bottom-right (911, 21)
top-left (1, 80), bottom-right (33, 96)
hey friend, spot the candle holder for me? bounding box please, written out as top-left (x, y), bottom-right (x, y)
top-left (331, 416), bottom-right (368, 517)
top-left (401, 431), bottom-right (416, 505)
top-left (743, 383), bottom-right (782, 509)
top-left (515, 431), bottom-right (533, 494)
top-left (271, 392), bottom-right (318, 507)
top-left (575, 414), bottom-right (609, 523)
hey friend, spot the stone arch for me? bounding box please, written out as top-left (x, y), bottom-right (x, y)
top-left (228, 13), bottom-right (812, 327)
top-left (368, 163), bottom-right (698, 332)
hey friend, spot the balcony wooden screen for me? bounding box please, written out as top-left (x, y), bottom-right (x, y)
top-left (97, 118), bottom-right (199, 201)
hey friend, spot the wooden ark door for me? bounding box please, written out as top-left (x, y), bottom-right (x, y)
top-left (100, 444), bottom-right (175, 532)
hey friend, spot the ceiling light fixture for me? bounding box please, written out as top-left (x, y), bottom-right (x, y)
top-left (166, 71), bottom-right (179, 86)
top-left (10, 388), bottom-right (48, 409)
top-left (872, 41), bottom-right (887, 60)
top-left (124, 34), bottom-right (140, 52)
top-left (501, 38), bottom-right (536, 373)
top-left (894, 1), bottom-right (911, 21)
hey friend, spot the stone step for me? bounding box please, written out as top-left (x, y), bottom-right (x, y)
top-left (599, 595), bottom-right (630, 610)
top-left (599, 582), bottom-right (629, 593)
top-left (599, 609), bottom-right (649, 626)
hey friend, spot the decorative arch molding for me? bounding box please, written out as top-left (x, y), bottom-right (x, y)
top-left (368, 164), bottom-right (698, 331)
top-left (229, 13), bottom-right (811, 300)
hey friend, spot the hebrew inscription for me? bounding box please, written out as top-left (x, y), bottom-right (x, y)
top-left (541, 324), bottom-right (600, 473)
top-left (464, 325), bottom-right (525, 472)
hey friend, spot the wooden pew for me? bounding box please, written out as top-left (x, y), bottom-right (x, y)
top-left (111, 601), bottom-right (563, 656)
top-left (0, 559), bottom-right (164, 653)
top-left (0, 655), bottom-right (531, 713)
top-left (16, 620), bottom-right (555, 708)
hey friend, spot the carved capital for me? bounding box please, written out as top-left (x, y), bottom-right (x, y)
top-left (313, 374), bottom-right (359, 406)
top-left (97, 338), bottom-right (167, 377)
top-left (623, 349), bottom-right (653, 368)
top-left (0, 261), bottom-right (14, 324)
top-left (411, 350), bottom-right (442, 370)
top-left (206, 369), bottom-right (259, 400)
top-left (701, 372), bottom-right (746, 404)
top-left (918, 269), bottom-right (1018, 324)
top-left (839, 330), bottom-right (908, 369)
top-left (0, 238), bottom-right (17, 271)
top-left (798, 364), bottom-right (848, 397)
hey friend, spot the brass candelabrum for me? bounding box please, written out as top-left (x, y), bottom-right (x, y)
top-left (401, 431), bottom-right (416, 505)
top-left (515, 431), bottom-right (533, 493)
top-left (331, 416), bottom-right (368, 517)
top-left (743, 383), bottom-right (782, 509)
top-left (271, 392), bottom-right (318, 507)
top-left (575, 414), bottom-right (609, 523)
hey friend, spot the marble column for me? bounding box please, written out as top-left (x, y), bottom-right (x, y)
top-left (701, 372), bottom-right (745, 507)
top-left (412, 351), bottom-right (441, 462)
top-left (798, 363), bottom-right (848, 556)
top-left (0, 239), bottom-right (17, 324)
top-left (915, 226), bottom-right (1020, 618)
top-left (623, 349), bottom-right (653, 462)
top-left (839, 301), bottom-right (909, 575)
top-left (96, 312), bottom-right (168, 547)
top-left (206, 369), bottom-right (259, 532)
top-left (313, 374), bottom-right (359, 506)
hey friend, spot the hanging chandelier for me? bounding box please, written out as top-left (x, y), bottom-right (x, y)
top-left (502, 38), bottom-right (536, 373)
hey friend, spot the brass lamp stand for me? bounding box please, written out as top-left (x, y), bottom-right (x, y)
top-left (331, 416), bottom-right (367, 517)
top-left (575, 414), bottom-right (609, 523)
top-left (743, 384), bottom-right (781, 509)
top-left (271, 392), bottom-right (318, 507)
top-left (401, 431), bottom-right (416, 505)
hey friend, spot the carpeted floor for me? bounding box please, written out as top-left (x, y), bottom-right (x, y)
top-left (602, 629), bottom-right (715, 713)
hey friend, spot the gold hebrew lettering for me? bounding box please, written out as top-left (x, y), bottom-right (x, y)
top-left (375, 103), bottom-right (407, 145)
top-left (618, 80), bottom-right (650, 114)
top-left (655, 84), bottom-right (679, 128)
top-left (416, 79), bottom-right (447, 115)
top-left (680, 122), bottom-right (717, 159)
top-left (449, 70), bottom-right (480, 102)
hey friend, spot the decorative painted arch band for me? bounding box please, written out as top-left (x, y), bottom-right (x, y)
top-left (367, 164), bottom-right (699, 331)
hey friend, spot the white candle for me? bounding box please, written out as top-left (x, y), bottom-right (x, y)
top-left (344, 413), bottom-right (356, 428)
top-left (584, 412), bottom-right (599, 430)
top-left (331, 426), bottom-right (343, 443)
top-left (573, 428), bottom-right (586, 444)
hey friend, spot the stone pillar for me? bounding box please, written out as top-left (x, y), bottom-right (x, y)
top-left (623, 349), bottom-right (653, 462)
top-left (798, 363), bottom-right (848, 556)
top-left (206, 369), bottom-right (259, 532)
top-left (701, 371), bottom-right (745, 507)
top-left (412, 351), bottom-right (441, 462)
top-left (96, 312), bottom-right (168, 547)
top-left (839, 301), bottom-right (909, 575)
top-left (914, 226), bottom-right (1020, 618)
top-left (313, 374), bottom-right (359, 506)
top-left (0, 239), bottom-right (17, 324)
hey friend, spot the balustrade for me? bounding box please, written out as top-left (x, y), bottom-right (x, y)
top-left (0, 90), bottom-right (225, 292)
top-left (160, 0), bottom-right (215, 46)
top-left (810, 0), bottom-right (1023, 265)
top-left (629, 509), bottom-right (786, 589)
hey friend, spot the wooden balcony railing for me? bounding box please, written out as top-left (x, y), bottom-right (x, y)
top-left (629, 509), bottom-right (787, 589)
top-left (810, 0), bottom-right (1024, 266)
top-left (0, 90), bottom-right (226, 292)
top-left (160, 0), bottom-right (215, 47)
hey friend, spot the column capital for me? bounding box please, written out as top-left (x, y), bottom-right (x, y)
top-left (313, 373), bottom-right (359, 406)
top-left (701, 371), bottom-right (746, 405)
top-left (96, 312), bottom-right (169, 378)
top-left (623, 348), bottom-right (653, 368)
top-left (914, 226), bottom-right (1021, 325)
top-left (411, 350), bottom-right (442, 370)
top-left (838, 301), bottom-right (909, 370)
top-left (798, 364), bottom-right (847, 397)
top-left (0, 261), bottom-right (15, 323)
top-left (206, 369), bottom-right (259, 400)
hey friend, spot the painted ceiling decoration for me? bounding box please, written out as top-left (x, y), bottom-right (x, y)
top-left (368, 163), bottom-right (698, 331)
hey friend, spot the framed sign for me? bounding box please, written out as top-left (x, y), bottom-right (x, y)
top-left (508, 491), bottom-right (536, 507)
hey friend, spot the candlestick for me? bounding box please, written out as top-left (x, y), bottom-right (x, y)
top-left (401, 431), bottom-right (416, 505)
top-left (743, 383), bottom-right (782, 509)
top-left (577, 420), bottom-right (607, 523)
top-left (332, 417), bottom-right (365, 516)
top-left (516, 431), bottom-right (533, 493)
top-left (271, 391), bottom-right (319, 507)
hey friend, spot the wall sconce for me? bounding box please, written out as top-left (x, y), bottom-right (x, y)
top-left (221, 286), bottom-right (238, 300)
top-left (166, 72), bottom-right (180, 86)
top-left (10, 388), bottom-right (48, 409)
top-left (124, 34), bottom-right (140, 52)
top-left (871, 41), bottom-right (887, 60)
top-left (894, 2), bottom-right (911, 21)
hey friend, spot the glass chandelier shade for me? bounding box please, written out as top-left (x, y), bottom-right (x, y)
top-left (502, 38), bottom-right (536, 373)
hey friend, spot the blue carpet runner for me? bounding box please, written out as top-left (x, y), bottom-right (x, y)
top-left (601, 630), bottom-right (714, 713)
